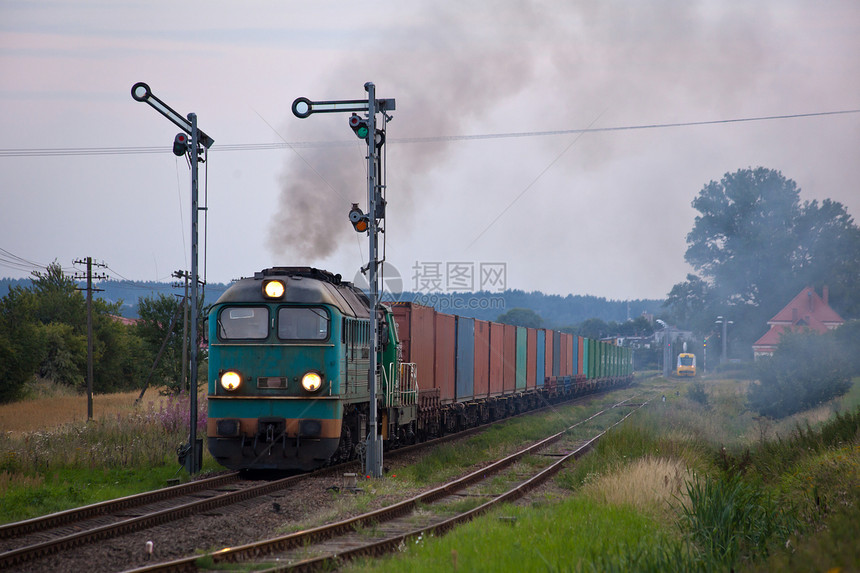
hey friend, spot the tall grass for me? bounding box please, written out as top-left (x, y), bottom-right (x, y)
top-left (0, 391), bottom-right (209, 523)
top-left (399, 404), bottom-right (592, 485)
top-left (579, 456), bottom-right (691, 520)
top-left (347, 497), bottom-right (669, 573)
top-left (679, 474), bottom-right (798, 570)
top-left (556, 415), bottom-right (708, 493)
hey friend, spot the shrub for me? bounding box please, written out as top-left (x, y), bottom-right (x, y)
top-left (749, 330), bottom-right (851, 418)
top-left (686, 383), bottom-right (709, 407)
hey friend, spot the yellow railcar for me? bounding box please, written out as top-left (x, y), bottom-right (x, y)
top-left (676, 353), bottom-right (696, 377)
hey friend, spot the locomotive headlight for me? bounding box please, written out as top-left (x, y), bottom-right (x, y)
top-left (220, 371), bottom-right (242, 392)
top-left (263, 280), bottom-right (285, 299)
top-left (301, 371), bottom-right (323, 392)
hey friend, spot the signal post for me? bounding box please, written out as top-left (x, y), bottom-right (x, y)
top-left (292, 83), bottom-right (395, 478)
top-left (132, 83), bottom-right (214, 474)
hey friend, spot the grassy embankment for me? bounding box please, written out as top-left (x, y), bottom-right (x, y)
top-left (0, 382), bottom-right (216, 523)
top-left (341, 376), bottom-right (860, 573)
top-left (2, 377), bottom-right (858, 571)
top-left (0, 382), bottom-right (634, 526)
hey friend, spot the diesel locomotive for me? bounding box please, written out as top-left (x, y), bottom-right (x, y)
top-left (206, 266), bottom-right (633, 472)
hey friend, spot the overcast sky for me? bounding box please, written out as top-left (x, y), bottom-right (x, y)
top-left (1, 1), bottom-right (858, 301)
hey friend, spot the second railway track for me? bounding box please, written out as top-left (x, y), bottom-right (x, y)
top-left (127, 392), bottom-right (651, 572)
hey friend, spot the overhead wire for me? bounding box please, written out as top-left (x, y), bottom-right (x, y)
top-left (1, 108), bottom-right (857, 158)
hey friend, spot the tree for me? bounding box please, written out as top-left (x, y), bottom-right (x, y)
top-left (31, 262), bottom-right (86, 327)
top-left (576, 317), bottom-right (609, 339)
top-left (616, 316), bottom-right (655, 337)
top-left (136, 294), bottom-right (188, 393)
top-left (667, 167), bottom-right (860, 349)
top-left (92, 308), bottom-right (148, 393)
top-left (496, 307), bottom-right (543, 328)
top-left (30, 263), bottom-right (89, 390)
top-left (0, 262), bottom-right (149, 401)
top-left (663, 274), bottom-right (717, 332)
top-left (0, 286), bottom-right (41, 402)
top-left (685, 168), bottom-right (803, 307)
top-left (793, 199), bottom-right (860, 318)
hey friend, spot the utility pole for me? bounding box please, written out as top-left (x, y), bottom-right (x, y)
top-left (656, 319), bottom-right (671, 378)
top-left (74, 257), bottom-right (108, 421)
top-left (292, 83), bottom-right (395, 478)
top-left (132, 82), bottom-right (213, 474)
top-left (715, 316), bottom-right (733, 366)
top-left (172, 270), bottom-right (190, 392)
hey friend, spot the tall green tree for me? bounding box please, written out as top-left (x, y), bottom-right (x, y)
top-left (793, 199), bottom-right (860, 317)
top-left (668, 167), bottom-right (860, 351)
top-left (91, 306), bottom-right (148, 393)
top-left (30, 263), bottom-right (88, 388)
top-left (0, 286), bottom-right (41, 402)
top-left (136, 293), bottom-right (189, 393)
top-left (31, 262), bottom-right (86, 327)
top-left (685, 168), bottom-right (802, 307)
top-left (0, 262), bottom-right (146, 401)
top-left (576, 317), bottom-right (610, 339)
top-left (663, 274), bottom-right (717, 332)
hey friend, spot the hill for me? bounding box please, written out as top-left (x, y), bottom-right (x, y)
top-left (1, 278), bottom-right (663, 326)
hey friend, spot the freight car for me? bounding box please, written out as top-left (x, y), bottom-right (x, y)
top-left (206, 267), bottom-right (633, 472)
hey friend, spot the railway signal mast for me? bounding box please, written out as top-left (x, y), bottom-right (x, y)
top-left (292, 83), bottom-right (395, 478)
top-left (131, 82), bottom-right (214, 474)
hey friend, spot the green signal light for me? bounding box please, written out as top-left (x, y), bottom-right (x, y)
top-left (348, 114), bottom-right (369, 140)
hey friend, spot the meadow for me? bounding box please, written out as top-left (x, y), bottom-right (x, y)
top-left (1, 375), bottom-right (858, 571)
top-left (344, 375), bottom-right (860, 572)
top-left (0, 381), bottom-right (212, 522)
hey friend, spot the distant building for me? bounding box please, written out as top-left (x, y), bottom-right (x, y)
top-left (752, 286), bottom-right (844, 359)
top-left (110, 314), bottom-right (140, 326)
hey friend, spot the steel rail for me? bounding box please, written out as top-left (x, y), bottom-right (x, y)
top-left (0, 472), bottom-right (240, 540)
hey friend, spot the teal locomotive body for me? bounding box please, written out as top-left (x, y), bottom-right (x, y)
top-left (206, 267), bottom-right (406, 471)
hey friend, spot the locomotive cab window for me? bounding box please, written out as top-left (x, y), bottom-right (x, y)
top-left (218, 306), bottom-right (269, 340)
top-left (278, 307), bottom-right (330, 341)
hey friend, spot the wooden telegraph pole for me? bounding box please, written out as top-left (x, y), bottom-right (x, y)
top-left (74, 257), bottom-right (108, 420)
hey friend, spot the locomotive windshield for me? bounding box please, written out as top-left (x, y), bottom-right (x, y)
top-left (278, 307), bottom-right (330, 341)
top-left (679, 355), bottom-right (695, 366)
top-left (218, 306), bottom-right (269, 339)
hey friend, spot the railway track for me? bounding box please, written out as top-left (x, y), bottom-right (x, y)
top-left (125, 393), bottom-right (650, 572)
top-left (0, 470), bottom-right (314, 569)
top-left (0, 472), bottom-right (240, 542)
top-left (0, 388), bottom-right (630, 572)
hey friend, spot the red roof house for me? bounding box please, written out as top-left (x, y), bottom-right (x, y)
top-left (752, 286), bottom-right (844, 359)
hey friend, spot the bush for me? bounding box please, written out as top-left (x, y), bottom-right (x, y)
top-left (749, 330), bottom-right (851, 418)
top-left (833, 319), bottom-right (860, 376)
top-left (687, 383), bottom-right (709, 407)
